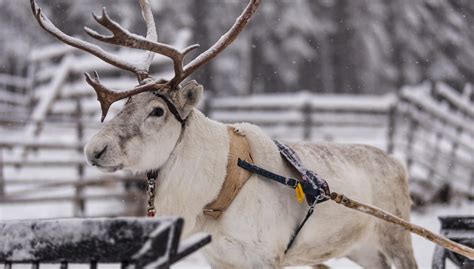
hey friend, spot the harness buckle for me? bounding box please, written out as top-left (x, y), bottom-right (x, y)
top-left (286, 178), bottom-right (298, 188)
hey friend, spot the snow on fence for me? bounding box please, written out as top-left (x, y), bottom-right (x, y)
top-left (394, 82), bottom-right (474, 205)
top-left (208, 92), bottom-right (397, 150)
top-left (0, 217), bottom-right (211, 268)
top-left (0, 73), bottom-right (31, 125)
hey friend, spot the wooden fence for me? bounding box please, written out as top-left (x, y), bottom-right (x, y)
top-left (0, 45), bottom-right (473, 218)
top-left (393, 82), bottom-right (474, 204)
top-left (207, 92), bottom-right (396, 149)
top-left (0, 42), bottom-right (194, 218)
top-left (0, 73), bottom-right (31, 125)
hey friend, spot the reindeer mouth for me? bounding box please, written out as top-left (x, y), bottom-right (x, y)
top-left (93, 163), bottom-right (123, 173)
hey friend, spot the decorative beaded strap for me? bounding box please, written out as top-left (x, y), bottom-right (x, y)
top-left (146, 170), bottom-right (158, 217)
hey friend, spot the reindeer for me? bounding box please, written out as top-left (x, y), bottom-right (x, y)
top-left (31, 0), bottom-right (418, 268)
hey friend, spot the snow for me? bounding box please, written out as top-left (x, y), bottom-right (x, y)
top-left (0, 217), bottom-right (178, 266)
top-left (401, 86), bottom-right (474, 135)
top-left (0, 218), bottom-right (102, 260)
top-left (436, 82), bottom-right (474, 117)
top-left (213, 110), bottom-right (303, 124)
top-left (29, 44), bottom-right (76, 63)
top-left (212, 92), bottom-right (396, 112)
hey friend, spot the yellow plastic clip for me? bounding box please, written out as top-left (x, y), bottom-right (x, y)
top-left (295, 182), bottom-right (305, 204)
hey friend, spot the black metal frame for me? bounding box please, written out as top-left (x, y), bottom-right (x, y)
top-left (432, 216), bottom-right (474, 269)
top-left (0, 217), bottom-right (210, 269)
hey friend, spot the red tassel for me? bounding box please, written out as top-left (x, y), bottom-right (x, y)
top-left (147, 211), bottom-right (155, 217)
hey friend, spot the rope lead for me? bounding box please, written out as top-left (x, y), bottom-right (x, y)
top-left (329, 192), bottom-right (474, 260)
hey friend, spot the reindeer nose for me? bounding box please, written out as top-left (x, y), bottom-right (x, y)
top-left (94, 145), bottom-right (108, 160)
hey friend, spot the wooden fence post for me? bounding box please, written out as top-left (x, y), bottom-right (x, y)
top-left (74, 99), bottom-right (85, 217)
top-left (428, 85), bottom-right (444, 180)
top-left (405, 104), bottom-right (419, 172)
top-left (202, 92), bottom-right (213, 117)
top-left (462, 84), bottom-right (474, 186)
top-left (0, 148), bottom-right (4, 198)
top-left (427, 122), bottom-right (444, 180)
top-left (302, 102), bottom-right (312, 141)
top-left (386, 103), bottom-right (397, 154)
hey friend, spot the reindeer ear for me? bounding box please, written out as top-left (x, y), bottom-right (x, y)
top-left (174, 80), bottom-right (203, 118)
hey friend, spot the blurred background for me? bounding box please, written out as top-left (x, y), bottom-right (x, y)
top-left (0, 0), bottom-right (473, 267)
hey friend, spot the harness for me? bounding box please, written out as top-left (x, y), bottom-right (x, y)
top-left (203, 127), bottom-right (254, 218)
top-left (146, 87), bottom-right (329, 251)
top-left (146, 124), bottom-right (330, 252)
top-left (237, 141), bottom-right (331, 253)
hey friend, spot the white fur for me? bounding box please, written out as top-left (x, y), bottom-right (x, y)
top-left (85, 93), bottom-right (418, 269)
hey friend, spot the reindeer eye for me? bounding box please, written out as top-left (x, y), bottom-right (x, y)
top-left (149, 107), bottom-right (164, 117)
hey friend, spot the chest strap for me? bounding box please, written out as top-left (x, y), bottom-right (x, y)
top-left (203, 126), bottom-right (253, 218)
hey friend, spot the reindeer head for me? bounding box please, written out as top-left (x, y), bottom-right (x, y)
top-left (84, 81), bottom-right (203, 172)
top-left (31, 0), bottom-right (260, 172)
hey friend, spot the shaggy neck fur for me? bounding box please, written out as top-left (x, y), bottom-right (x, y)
top-left (153, 109), bottom-right (229, 236)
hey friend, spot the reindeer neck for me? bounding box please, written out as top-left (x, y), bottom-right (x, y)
top-left (154, 109), bottom-right (229, 234)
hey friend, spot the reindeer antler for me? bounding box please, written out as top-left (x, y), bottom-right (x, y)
top-left (31, 0), bottom-right (260, 122)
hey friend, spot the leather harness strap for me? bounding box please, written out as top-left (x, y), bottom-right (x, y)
top-left (203, 126), bottom-right (253, 218)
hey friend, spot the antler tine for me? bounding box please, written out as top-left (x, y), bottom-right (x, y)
top-left (30, 0), bottom-right (145, 76)
top-left (84, 72), bottom-right (166, 122)
top-left (138, 0), bottom-right (158, 75)
top-left (182, 0), bottom-right (261, 80)
top-left (84, 0), bottom-right (158, 80)
top-left (83, 7), bottom-right (192, 87)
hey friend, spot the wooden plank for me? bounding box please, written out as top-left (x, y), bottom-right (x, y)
top-left (28, 44), bottom-right (75, 62)
top-left (397, 139), bottom-right (473, 172)
top-left (435, 83), bottom-right (474, 118)
top-left (211, 93), bottom-right (395, 112)
top-left (0, 140), bottom-right (84, 150)
top-left (398, 103), bottom-right (474, 152)
top-left (0, 148), bottom-right (4, 197)
top-left (4, 177), bottom-right (144, 198)
top-left (2, 158), bottom-right (86, 166)
top-left (401, 93), bottom-right (474, 136)
top-left (0, 193), bottom-right (139, 204)
top-left (386, 104), bottom-right (397, 153)
top-left (0, 74), bottom-right (28, 89)
top-left (0, 90), bottom-right (29, 106)
top-left (2, 176), bottom-right (142, 186)
top-left (23, 56), bottom-right (72, 138)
